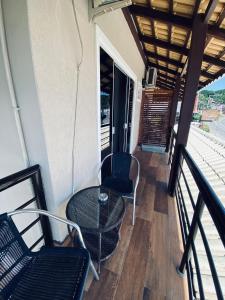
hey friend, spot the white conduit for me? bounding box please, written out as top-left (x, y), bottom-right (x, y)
top-left (71, 0), bottom-right (84, 195)
top-left (0, 0), bottom-right (30, 167)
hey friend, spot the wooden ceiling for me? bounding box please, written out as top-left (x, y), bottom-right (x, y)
top-left (126, 0), bottom-right (225, 95)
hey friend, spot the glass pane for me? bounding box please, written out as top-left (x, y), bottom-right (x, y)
top-left (101, 92), bottom-right (110, 126)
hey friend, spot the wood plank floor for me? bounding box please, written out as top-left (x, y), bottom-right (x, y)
top-left (84, 151), bottom-right (188, 300)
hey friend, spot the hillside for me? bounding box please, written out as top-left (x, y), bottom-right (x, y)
top-left (199, 89), bottom-right (225, 109)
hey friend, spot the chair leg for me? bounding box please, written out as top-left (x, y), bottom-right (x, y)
top-left (90, 260), bottom-right (99, 280)
top-left (132, 195), bottom-right (136, 226)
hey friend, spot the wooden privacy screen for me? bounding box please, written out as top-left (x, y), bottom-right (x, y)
top-left (138, 89), bottom-right (173, 147)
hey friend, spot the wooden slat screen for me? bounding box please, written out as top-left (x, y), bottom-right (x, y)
top-left (139, 89), bottom-right (173, 147)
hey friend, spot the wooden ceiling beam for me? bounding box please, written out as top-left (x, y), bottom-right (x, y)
top-left (169, 0), bottom-right (173, 13)
top-left (141, 34), bottom-right (225, 68)
top-left (130, 4), bottom-right (225, 40)
top-left (149, 62), bottom-right (216, 80)
top-left (216, 5), bottom-right (225, 26)
top-left (203, 5), bottom-right (225, 75)
top-left (122, 7), bottom-right (147, 66)
top-left (158, 74), bottom-right (176, 84)
top-left (193, 0), bottom-right (201, 17)
top-left (157, 77), bottom-right (175, 85)
top-left (182, 76), bottom-right (206, 88)
top-left (200, 70), bottom-right (215, 80)
top-left (158, 72), bottom-right (208, 89)
top-left (149, 62), bottom-right (178, 75)
top-left (208, 24), bottom-right (225, 40)
top-left (203, 53), bottom-right (225, 68)
top-left (141, 34), bottom-right (188, 55)
top-left (157, 74), bottom-right (176, 84)
top-left (129, 5), bottom-right (192, 30)
top-left (157, 79), bottom-right (175, 88)
top-left (146, 51), bottom-right (184, 68)
top-left (203, 0), bottom-right (219, 24)
top-left (157, 82), bottom-right (172, 90)
top-left (179, 0), bottom-right (201, 76)
top-left (148, 0), bottom-right (159, 68)
top-left (158, 79), bottom-right (175, 87)
top-left (157, 72), bottom-right (176, 81)
top-left (168, 0), bottom-right (173, 77)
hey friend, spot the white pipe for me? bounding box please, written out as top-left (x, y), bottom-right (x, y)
top-left (0, 0), bottom-right (30, 167)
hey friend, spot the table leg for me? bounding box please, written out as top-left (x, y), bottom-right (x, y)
top-left (98, 233), bottom-right (102, 274)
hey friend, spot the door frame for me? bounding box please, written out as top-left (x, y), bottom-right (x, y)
top-left (95, 25), bottom-right (137, 176)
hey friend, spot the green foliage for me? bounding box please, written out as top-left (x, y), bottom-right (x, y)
top-left (192, 112), bottom-right (201, 122)
top-left (200, 124), bottom-right (210, 133)
top-left (199, 89), bottom-right (225, 110)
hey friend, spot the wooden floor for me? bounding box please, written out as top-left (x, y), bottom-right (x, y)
top-left (84, 151), bottom-right (188, 300)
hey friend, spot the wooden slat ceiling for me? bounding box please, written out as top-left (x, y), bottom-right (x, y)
top-left (128, 0), bottom-right (225, 95)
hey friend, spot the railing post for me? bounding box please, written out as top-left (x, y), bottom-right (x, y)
top-left (31, 168), bottom-right (53, 246)
top-left (165, 126), bottom-right (172, 153)
top-left (168, 16), bottom-right (207, 195)
top-left (177, 194), bottom-right (205, 275)
top-left (165, 78), bottom-right (181, 152)
top-left (168, 129), bottom-right (174, 164)
top-left (168, 144), bottom-right (182, 196)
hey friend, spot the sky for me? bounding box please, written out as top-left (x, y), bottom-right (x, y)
top-left (202, 74), bottom-right (225, 91)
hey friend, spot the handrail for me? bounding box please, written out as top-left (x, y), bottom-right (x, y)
top-left (0, 164), bottom-right (40, 192)
top-left (181, 145), bottom-right (225, 246)
top-left (174, 143), bottom-right (225, 300)
top-left (0, 164), bottom-right (53, 247)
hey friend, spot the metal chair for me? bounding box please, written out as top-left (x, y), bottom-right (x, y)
top-left (0, 209), bottom-right (99, 300)
top-left (100, 152), bottom-right (140, 225)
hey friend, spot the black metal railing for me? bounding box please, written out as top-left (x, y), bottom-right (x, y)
top-left (0, 165), bottom-right (53, 248)
top-left (173, 145), bottom-right (225, 300)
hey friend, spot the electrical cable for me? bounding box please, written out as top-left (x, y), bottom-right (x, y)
top-left (71, 0), bottom-right (84, 194)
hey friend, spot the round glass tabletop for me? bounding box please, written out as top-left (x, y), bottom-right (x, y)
top-left (66, 186), bottom-right (125, 233)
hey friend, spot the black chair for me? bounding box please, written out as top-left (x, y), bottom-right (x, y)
top-left (0, 209), bottom-right (99, 300)
top-left (100, 152), bottom-right (140, 225)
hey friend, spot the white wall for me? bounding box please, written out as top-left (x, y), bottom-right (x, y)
top-left (26, 0), bottom-right (99, 202)
top-left (96, 9), bottom-right (144, 81)
top-left (1, 0), bottom-right (145, 241)
top-left (2, 0), bottom-right (55, 207)
top-left (0, 1), bottom-right (44, 248)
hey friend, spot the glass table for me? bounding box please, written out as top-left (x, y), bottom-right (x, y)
top-left (66, 186), bottom-right (126, 273)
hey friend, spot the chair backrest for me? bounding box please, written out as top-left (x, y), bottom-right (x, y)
top-left (0, 214), bottom-right (31, 298)
top-left (111, 152), bottom-right (132, 180)
top-left (0, 165), bottom-right (53, 247)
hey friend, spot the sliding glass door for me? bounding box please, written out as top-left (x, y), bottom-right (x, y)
top-left (112, 65), bottom-right (134, 153)
top-left (99, 48), bottom-right (134, 178)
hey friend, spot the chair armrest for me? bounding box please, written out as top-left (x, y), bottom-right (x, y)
top-left (8, 208), bottom-right (99, 280)
top-left (98, 153), bottom-right (113, 175)
top-left (131, 154), bottom-right (140, 194)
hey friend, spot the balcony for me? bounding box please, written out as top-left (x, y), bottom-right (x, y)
top-left (0, 0), bottom-right (225, 299)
